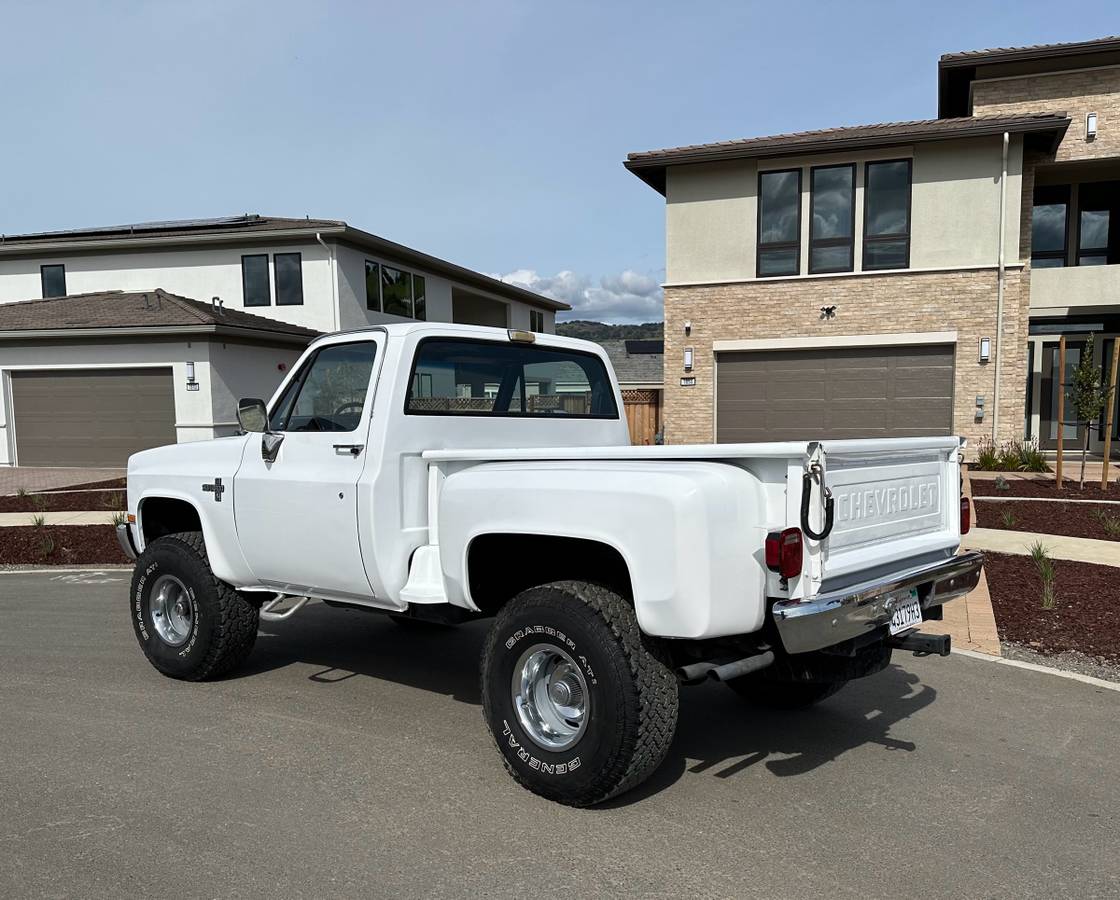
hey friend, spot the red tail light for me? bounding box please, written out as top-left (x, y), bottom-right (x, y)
top-left (765, 527), bottom-right (804, 579)
top-left (960, 496), bottom-right (971, 535)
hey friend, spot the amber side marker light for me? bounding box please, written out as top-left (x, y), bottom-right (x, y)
top-left (127, 514), bottom-right (136, 524)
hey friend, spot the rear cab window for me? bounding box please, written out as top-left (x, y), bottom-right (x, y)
top-left (406, 338), bottom-right (618, 418)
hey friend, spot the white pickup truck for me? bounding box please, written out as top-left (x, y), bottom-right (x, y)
top-left (120, 322), bottom-right (982, 806)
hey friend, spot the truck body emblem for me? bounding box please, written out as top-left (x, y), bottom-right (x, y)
top-left (202, 478), bottom-right (226, 502)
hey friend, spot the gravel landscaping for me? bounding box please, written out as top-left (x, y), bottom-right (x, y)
top-left (975, 499), bottom-right (1120, 542)
top-left (984, 552), bottom-right (1120, 664)
top-left (0, 525), bottom-right (130, 566)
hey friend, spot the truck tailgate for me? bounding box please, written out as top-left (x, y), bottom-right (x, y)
top-left (819, 437), bottom-right (963, 585)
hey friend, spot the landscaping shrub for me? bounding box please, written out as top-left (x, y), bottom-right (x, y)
top-left (1029, 541), bottom-right (1056, 610)
top-left (971, 437), bottom-right (1050, 472)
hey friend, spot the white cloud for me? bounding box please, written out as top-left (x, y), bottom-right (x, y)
top-left (493, 268), bottom-right (663, 324)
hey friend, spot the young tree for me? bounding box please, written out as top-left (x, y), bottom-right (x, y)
top-left (1069, 342), bottom-right (1114, 489)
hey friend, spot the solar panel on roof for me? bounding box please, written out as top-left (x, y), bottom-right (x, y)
top-left (4, 215), bottom-right (262, 241)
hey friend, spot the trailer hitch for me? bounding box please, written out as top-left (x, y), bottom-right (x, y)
top-left (888, 631), bottom-right (951, 657)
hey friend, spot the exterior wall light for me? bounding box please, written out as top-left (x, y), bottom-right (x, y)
top-left (684, 320), bottom-right (692, 336)
top-left (185, 361), bottom-right (200, 392)
top-left (684, 347), bottom-right (694, 371)
top-left (1087, 112), bottom-right (1098, 140)
top-left (978, 337), bottom-right (991, 363)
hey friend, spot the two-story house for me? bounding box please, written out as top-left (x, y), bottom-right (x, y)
top-left (625, 35), bottom-right (1120, 456)
top-left (0, 215), bottom-right (567, 466)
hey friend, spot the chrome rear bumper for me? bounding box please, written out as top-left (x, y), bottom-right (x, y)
top-left (772, 551), bottom-right (984, 655)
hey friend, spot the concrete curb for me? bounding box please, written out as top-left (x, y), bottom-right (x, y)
top-left (954, 648), bottom-right (1120, 692)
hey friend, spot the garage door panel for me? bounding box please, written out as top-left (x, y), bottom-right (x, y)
top-left (11, 369), bottom-right (176, 467)
top-left (717, 344), bottom-right (954, 442)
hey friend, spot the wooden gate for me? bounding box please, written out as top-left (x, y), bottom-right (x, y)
top-left (621, 389), bottom-right (661, 445)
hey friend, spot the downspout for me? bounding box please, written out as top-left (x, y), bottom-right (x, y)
top-left (316, 233), bottom-right (340, 332)
top-left (992, 131), bottom-right (1009, 441)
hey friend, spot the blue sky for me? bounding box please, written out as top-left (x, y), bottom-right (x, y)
top-left (1, 1), bottom-right (1116, 321)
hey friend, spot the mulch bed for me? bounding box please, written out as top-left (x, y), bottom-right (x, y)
top-left (972, 478), bottom-right (1120, 501)
top-left (0, 490), bottom-right (125, 513)
top-left (975, 499), bottom-right (1120, 542)
top-left (0, 525), bottom-right (131, 566)
top-left (984, 552), bottom-right (1120, 663)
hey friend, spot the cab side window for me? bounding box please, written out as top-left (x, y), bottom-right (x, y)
top-left (269, 342), bottom-right (377, 433)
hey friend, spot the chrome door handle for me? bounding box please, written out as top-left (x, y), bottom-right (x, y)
top-left (333, 444), bottom-right (364, 456)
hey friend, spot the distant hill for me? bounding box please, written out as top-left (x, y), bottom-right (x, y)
top-left (555, 320), bottom-right (664, 341)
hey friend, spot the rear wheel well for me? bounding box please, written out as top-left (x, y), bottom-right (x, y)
top-left (466, 533), bottom-right (633, 616)
top-left (139, 497), bottom-right (203, 545)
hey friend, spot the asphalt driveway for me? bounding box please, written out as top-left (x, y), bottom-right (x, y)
top-left (1, 570), bottom-right (1118, 899)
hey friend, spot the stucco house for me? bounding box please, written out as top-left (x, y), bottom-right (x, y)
top-left (625, 35), bottom-right (1120, 454)
top-left (0, 215), bottom-right (568, 466)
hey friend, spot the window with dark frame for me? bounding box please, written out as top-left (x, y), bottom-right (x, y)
top-left (365, 260), bottom-right (381, 311)
top-left (1031, 184), bottom-right (1069, 269)
top-left (241, 254), bottom-right (271, 306)
top-left (757, 169), bottom-right (801, 276)
top-left (863, 159), bottom-right (911, 270)
top-left (40, 264), bottom-right (66, 298)
top-left (529, 309), bottom-right (544, 332)
top-left (381, 266), bottom-right (412, 317)
top-left (274, 252), bottom-right (304, 306)
top-left (809, 164), bottom-right (855, 274)
top-left (1075, 181), bottom-right (1118, 267)
top-left (413, 274), bottom-right (426, 321)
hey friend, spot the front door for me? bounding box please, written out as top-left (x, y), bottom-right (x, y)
top-left (234, 338), bottom-right (381, 600)
top-left (1040, 340), bottom-right (1086, 451)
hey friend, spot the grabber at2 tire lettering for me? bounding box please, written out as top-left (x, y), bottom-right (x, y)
top-left (130, 531), bottom-right (259, 681)
top-left (480, 580), bottom-right (679, 807)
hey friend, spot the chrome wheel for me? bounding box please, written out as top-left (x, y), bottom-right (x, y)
top-left (148, 574), bottom-right (194, 646)
top-left (512, 643), bottom-right (589, 751)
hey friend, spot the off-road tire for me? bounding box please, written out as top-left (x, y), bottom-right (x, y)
top-left (725, 676), bottom-right (847, 709)
top-left (481, 581), bottom-right (678, 807)
top-left (130, 531), bottom-right (259, 681)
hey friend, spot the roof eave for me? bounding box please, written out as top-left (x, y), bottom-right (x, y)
top-left (0, 225), bottom-right (348, 258)
top-left (625, 117), bottom-right (1071, 196)
top-left (0, 324), bottom-right (317, 344)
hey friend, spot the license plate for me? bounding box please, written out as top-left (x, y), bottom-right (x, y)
top-left (888, 589), bottom-right (922, 636)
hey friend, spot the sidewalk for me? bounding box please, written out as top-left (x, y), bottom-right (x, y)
top-left (1, 467), bottom-right (124, 495)
top-left (964, 527), bottom-right (1120, 567)
top-left (0, 512), bottom-right (121, 526)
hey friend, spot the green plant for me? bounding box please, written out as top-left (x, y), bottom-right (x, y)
top-left (1000, 509), bottom-right (1017, 528)
top-left (1068, 342), bottom-right (1114, 489)
top-left (1012, 439), bottom-right (1050, 473)
top-left (29, 492), bottom-right (47, 511)
top-left (974, 437), bottom-right (1000, 471)
top-left (994, 475), bottom-right (1010, 492)
top-left (37, 532), bottom-right (55, 558)
top-left (1029, 541), bottom-right (1057, 610)
top-left (110, 511), bottom-right (128, 527)
top-left (31, 513), bottom-right (46, 528)
top-left (15, 486), bottom-right (29, 498)
top-left (1092, 507), bottom-right (1120, 538)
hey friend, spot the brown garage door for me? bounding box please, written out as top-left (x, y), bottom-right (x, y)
top-left (716, 344), bottom-right (954, 443)
top-left (11, 368), bottom-right (176, 466)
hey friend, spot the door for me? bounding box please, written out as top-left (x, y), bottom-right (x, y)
top-left (11, 368), bottom-right (175, 466)
top-left (621, 389), bottom-right (661, 445)
top-left (234, 338), bottom-right (381, 599)
top-left (716, 344), bottom-right (954, 442)
top-left (1040, 340), bottom-right (1086, 451)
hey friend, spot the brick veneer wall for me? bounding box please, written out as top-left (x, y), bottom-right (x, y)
top-left (663, 269), bottom-right (1029, 449)
top-left (972, 68), bottom-right (1120, 162)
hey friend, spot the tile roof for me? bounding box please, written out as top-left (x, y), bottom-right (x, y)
top-left (939, 34), bottom-right (1120, 65)
top-left (0, 289), bottom-right (320, 340)
top-left (597, 339), bottom-right (663, 385)
top-left (625, 113), bottom-right (1069, 193)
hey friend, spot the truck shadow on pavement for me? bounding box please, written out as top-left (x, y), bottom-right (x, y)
top-left (241, 604), bottom-right (936, 803)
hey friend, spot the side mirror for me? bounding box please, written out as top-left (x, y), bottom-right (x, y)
top-left (237, 398), bottom-right (268, 433)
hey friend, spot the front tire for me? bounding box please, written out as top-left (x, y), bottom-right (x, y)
top-left (130, 531), bottom-right (259, 681)
top-left (481, 581), bottom-right (678, 807)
